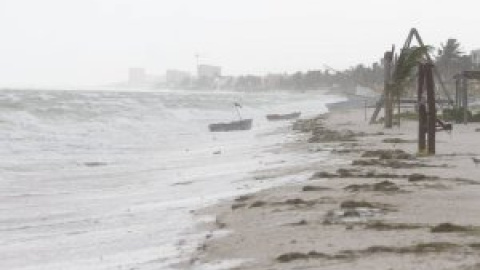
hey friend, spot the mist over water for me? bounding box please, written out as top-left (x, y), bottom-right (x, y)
top-left (0, 89), bottom-right (343, 269)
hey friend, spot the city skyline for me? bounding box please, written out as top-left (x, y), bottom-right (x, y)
top-left (1, 0), bottom-right (480, 88)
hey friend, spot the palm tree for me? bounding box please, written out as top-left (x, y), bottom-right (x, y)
top-left (436, 39), bottom-right (463, 81)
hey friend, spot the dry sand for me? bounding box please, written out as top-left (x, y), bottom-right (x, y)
top-left (186, 108), bottom-right (480, 270)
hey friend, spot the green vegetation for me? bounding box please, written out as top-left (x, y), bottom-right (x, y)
top-left (443, 108), bottom-right (480, 122)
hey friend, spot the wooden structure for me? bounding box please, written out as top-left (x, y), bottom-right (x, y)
top-left (370, 28), bottom-right (454, 125)
top-left (454, 71), bottom-right (480, 124)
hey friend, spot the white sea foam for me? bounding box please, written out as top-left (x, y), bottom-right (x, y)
top-left (0, 89), bottom-right (344, 269)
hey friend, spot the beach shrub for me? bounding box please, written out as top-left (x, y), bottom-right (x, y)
top-left (442, 108), bottom-right (480, 122)
top-left (431, 223), bottom-right (472, 233)
top-left (382, 138), bottom-right (413, 144)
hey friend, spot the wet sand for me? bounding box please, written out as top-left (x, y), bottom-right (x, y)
top-left (187, 108), bottom-right (480, 270)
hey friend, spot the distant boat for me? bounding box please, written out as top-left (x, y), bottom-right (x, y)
top-left (208, 119), bottom-right (253, 132)
top-left (266, 112), bottom-right (301, 121)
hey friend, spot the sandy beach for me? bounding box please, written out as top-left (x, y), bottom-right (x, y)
top-left (188, 107), bottom-right (480, 270)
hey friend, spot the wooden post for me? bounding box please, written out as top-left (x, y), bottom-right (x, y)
top-left (385, 84), bottom-right (392, 128)
top-left (364, 99), bottom-right (367, 121)
top-left (370, 47), bottom-right (395, 125)
top-left (369, 94), bottom-right (384, 124)
top-left (418, 64), bottom-right (427, 153)
top-left (384, 51), bottom-right (393, 128)
top-left (425, 63), bottom-right (436, 155)
top-left (397, 91), bottom-right (401, 127)
top-left (455, 77), bottom-right (460, 110)
top-left (463, 78), bottom-right (468, 124)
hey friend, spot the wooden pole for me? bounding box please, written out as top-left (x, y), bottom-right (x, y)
top-left (397, 91), bottom-right (401, 127)
top-left (455, 77), bottom-right (460, 110)
top-left (418, 64), bottom-right (427, 154)
top-left (454, 77), bottom-right (461, 123)
top-left (369, 94), bottom-right (384, 124)
top-left (384, 51), bottom-right (393, 128)
top-left (463, 78), bottom-right (468, 124)
top-left (370, 47), bottom-right (394, 125)
top-left (364, 99), bottom-right (367, 121)
top-left (425, 63), bottom-right (436, 155)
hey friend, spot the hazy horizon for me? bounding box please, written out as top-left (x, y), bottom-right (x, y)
top-left (1, 0), bottom-right (480, 88)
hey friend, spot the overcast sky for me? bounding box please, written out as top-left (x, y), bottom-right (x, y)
top-left (1, 0), bottom-right (480, 87)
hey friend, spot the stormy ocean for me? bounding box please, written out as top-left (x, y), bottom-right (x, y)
top-left (0, 89), bottom-right (343, 270)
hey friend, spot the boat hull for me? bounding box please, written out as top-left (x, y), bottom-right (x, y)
top-left (208, 119), bottom-right (253, 132)
top-left (266, 112), bottom-right (301, 121)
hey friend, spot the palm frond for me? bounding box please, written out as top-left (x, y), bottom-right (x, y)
top-left (391, 45), bottom-right (431, 95)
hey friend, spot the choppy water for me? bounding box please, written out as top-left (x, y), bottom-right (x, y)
top-left (0, 89), bottom-right (343, 270)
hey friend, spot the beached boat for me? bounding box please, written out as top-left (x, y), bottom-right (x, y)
top-left (266, 112), bottom-right (301, 121)
top-left (208, 119), bottom-right (253, 132)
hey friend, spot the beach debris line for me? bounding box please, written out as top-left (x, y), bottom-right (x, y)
top-left (302, 185), bottom-right (331, 192)
top-left (351, 158), bottom-right (443, 169)
top-left (310, 169), bottom-right (406, 179)
top-left (323, 200), bottom-right (393, 225)
top-left (292, 117), bottom-right (325, 133)
top-left (472, 157), bottom-right (480, 167)
top-left (292, 116), bottom-right (369, 142)
top-left (361, 149), bottom-right (413, 160)
top-left (430, 223), bottom-right (475, 233)
top-left (364, 221), bottom-right (424, 231)
top-left (83, 161), bottom-right (108, 167)
top-left (344, 180), bottom-right (401, 193)
top-left (308, 128), bottom-right (359, 143)
top-left (407, 173), bottom-right (438, 182)
top-left (382, 138), bottom-right (415, 144)
top-left (275, 242), bottom-right (467, 263)
top-left (286, 219), bottom-right (308, 226)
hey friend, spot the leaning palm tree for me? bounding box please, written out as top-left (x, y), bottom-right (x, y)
top-left (386, 45), bottom-right (431, 126)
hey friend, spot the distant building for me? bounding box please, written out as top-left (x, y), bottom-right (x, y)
top-left (128, 68), bottom-right (147, 86)
top-left (166, 70), bottom-right (191, 87)
top-left (125, 68), bottom-right (166, 88)
top-left (263, 74), bottom-right (285, 89)
top-left (197, 65), bottom-right (221, 79)
top-left (472, 49), bottom-right (480, 68)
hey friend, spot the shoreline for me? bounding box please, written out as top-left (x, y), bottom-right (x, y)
top-left (186, 107), bottom-right (480, 270)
